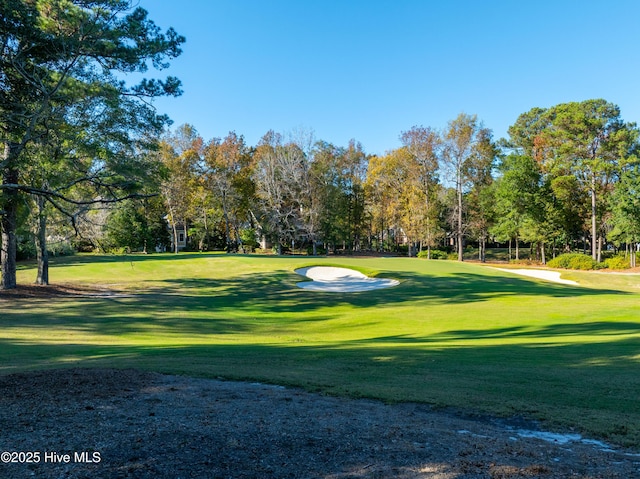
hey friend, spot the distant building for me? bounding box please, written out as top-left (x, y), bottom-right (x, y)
top-left (164, 215), bottom-right (188, 251)
top-left (173, 224), bottom-right (187, 251)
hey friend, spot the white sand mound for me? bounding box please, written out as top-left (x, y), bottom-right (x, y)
top-left (493, 268), bottom-right (579, 286)
top-left (295, 266), bottom-right (399, 292)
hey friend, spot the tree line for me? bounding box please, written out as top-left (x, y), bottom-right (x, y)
top-left (2, 3), bottom-right (640, 291)
top-left (113, 99), bottom-right (640, 270)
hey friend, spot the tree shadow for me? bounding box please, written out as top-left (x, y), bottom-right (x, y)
top-left (1, 331), bottom-right (638, 445)
top-left (3, 264), bottom-right (630, 337)
top-left (141, 267), bottom-right (627, 313)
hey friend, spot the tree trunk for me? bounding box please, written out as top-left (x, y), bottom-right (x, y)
top-left (35, 195), bottom-right (49, 285)
top-left (540, 241), bottom-right (546, 265)
top-left (457, 176), bottom-right (464, 262)
top-left (591, 174), bottom-right (597, 260)
top-left (165, 199), bottom-right (180, 254)
top-left (201, 207), bottom-right (209, 252)
top-left (1, 143), bottom-right (19, 290)
top-left (0, 199), bottom-right (18, 290)
top-left (222, 191), bottom-right (231, 253)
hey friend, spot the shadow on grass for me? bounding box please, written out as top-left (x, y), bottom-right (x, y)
top-left (140, 267), bottom-right (626, 312)
top-left (2, 265), bottom-right (631, 336)
top-left (0, 331), bottom-right (638, 445)
top-left (360, 321), bottom-right (640, 343)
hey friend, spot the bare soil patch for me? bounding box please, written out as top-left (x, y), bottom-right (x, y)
top-left (0, 369), bottom-right (638, 478)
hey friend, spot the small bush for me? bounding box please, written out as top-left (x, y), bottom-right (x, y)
top-left (603, 256), bottom-right (631, 270)
top-left (107, 246), bottom-right (131, 255)
top-left (417, 249), bottom-right (448, 259)
top-left (306, 245), bottom-right (327, 255)
top-left (73, 238), bottom-right (95, 253)
top-left (48, 240), bottom-right (75, 256)
top-left (547, 253), bottom-right (599, 270)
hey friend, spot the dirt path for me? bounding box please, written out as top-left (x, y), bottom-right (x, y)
top-left (0, 369), bottom-right (638, 478)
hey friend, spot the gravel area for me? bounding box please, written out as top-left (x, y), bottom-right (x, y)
top-left (1, 368), bottom-right (638, 478)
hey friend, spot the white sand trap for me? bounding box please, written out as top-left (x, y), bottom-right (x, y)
top-left (295, 266), bottom-right (399, 292)
top-left (493, 268), bottom-right (579, 286)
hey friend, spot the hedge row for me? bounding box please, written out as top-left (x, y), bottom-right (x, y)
top-left (547, 253), bottom-right (634, 270)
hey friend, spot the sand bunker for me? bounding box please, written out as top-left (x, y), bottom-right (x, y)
top-left (295, 266), bottom-right (399, 292)
top-left (493, 268), bottom-right (579, 286)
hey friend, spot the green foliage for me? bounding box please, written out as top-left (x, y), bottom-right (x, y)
top-left (16, 236), bottom-right (36, 261)
top-left (14, 234), bottom-right (74, 260)
top-left (239, 228), bottom-right (259, 249)
top-left (104, 199), bottom-right (169, 253)
top-left (47, 240), bottom-right (75, 257)
top-left (609, 165), bottom-right (640, 246)
top-left (603, 256), bottom-right (631, 270)
top-left (306, 245), bottom-right (327, 255)
top-left (72, 238), bottom-right (95, 253)
top-left (547, 253), bottom-right (600, 270)
top-left (417, 249), bottom-right (448, 259)
top-left (1, 0), bottom-right (185, 288)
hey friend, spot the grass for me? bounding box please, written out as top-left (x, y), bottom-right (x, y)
top-left (3, 252), bottom-right (640, 447)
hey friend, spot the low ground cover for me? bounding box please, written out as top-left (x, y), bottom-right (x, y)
top-left (2, 253), bottom-right (640, 446)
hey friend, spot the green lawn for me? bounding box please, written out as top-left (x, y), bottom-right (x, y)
top-left (3, 253), bottom-right (640, 446)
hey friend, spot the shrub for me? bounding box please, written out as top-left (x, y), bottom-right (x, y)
top-left (432, 249), bottom-right (449, 259)
top-left (547, 253), bottom-right (599, 270)
top-left (306, 245), bottom-right (327, 255)
top-left (107, 246), bottom-right (131, 255)
top-left (48, 240), bottom-right (75, 256)
top-left (73, 238), bottom-right (95, 253)
top-left (603, 255), bottom-right (631, 270)
top-left (417, 249), bottom-right (448, 259)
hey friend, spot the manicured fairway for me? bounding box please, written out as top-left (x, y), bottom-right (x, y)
top-left (2, 253), bottom-right (640, 446)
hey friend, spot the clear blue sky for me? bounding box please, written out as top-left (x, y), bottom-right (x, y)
top-left (135, 0), bottom-right (640, 156)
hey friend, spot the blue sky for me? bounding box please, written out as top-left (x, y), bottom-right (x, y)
top-left (135, 1), bottom-right (640, 156)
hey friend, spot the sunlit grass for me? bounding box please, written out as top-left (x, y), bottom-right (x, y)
top-left (3, 252), bottom-right (640, 446)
